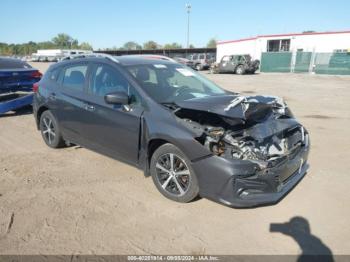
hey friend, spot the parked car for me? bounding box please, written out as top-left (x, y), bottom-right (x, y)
top-left (173, 57), bottom-right (195, 69)
top-left (30, 55), bottom-right (40, 62)
top-left (188, 53), bottom-right (215, 71)
top-left (211, 54), bottom-right (260, 74)
top-left (38, 56), bottom-right (48, 62)
top-left (0, 57), bottom-right (42, 94)
top-left (47, 56), bottom-right (58, 62)
top-left (33, 54), bottom-right (310, 207)
top-left (0, 57), bottom-right (42, 114)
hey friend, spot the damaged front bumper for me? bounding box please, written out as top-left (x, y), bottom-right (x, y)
top-left (192, 135), bottom-right (310, 208)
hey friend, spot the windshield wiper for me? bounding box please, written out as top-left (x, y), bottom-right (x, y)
top-left (160, 101), bottom-right (179, 110)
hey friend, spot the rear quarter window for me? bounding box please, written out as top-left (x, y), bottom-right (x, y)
top-left (44, 67), bottom-right (62, 82)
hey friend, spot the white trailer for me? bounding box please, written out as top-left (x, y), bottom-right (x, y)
top-left (32, 49), bottom-right (92, 62)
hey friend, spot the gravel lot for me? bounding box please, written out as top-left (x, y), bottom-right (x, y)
top-left (0, 62), bottom-right (349, 255)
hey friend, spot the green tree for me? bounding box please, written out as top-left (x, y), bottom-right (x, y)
top-left (52, 33), bottom-right (78, 48)
top-left (79, 42), bottom-right (93, 50)
top-left (122, 41), bottom-right (142, 50)
top-left (0, 34), bottom-right (93, 56)
top-left (143, 41), bottom-right (159, 50)
top-left (189, 44), bottom-right (195, 48)
top-left (206, 38), bottom-right (217, 48)
top-left (163, 42), bottom-right (183, 49)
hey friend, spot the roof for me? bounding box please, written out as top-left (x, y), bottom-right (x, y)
top-left (55, 53), bottom-right (177, 67)
top-left (217, 30), bottom-right (350, 45)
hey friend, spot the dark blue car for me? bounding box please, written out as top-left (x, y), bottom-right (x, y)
top-left (0, 57), bottom-right (42, 114)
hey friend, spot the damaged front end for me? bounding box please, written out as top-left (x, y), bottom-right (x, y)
top-left (172, 94), bottom-right (310, 207)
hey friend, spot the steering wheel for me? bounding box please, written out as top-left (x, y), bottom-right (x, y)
top-left (174, 85), bottom-right (192, 97)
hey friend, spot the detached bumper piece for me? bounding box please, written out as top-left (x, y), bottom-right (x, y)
top-left (0, 92), bottom-right (33, 114)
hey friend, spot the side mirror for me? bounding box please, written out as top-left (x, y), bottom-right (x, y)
top-left (104, 91), bottom-right (129, 105)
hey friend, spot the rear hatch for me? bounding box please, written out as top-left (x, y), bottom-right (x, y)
top-left (0, 58), bottom-right (42, 94)
top-left (0, 68), bottom-right (41, 93)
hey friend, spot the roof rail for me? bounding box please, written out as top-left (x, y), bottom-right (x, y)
top-left (61, 53), bottom-right (119, 63)
top-left (123, 54), bottom-right (176, 62)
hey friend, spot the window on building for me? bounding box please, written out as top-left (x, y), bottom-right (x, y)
top-left (267, 40), bottom-right (280, 52)
top-left (333, 49), bottom-right (347, 53)
top-left (267, 39), bottom-right (291, 52)
top-left (281, 39), bottom-right (291, 51)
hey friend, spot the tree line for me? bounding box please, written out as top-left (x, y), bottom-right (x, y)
top-left (102, 38), bottom-right (216, 51)
top-left (0, 33), bottom-right (217, 56)
top-left (0, 33), bottom-right (93, 56)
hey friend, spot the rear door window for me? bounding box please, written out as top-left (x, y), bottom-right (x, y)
top-left (222, 56), bottom-right (230, 62)
top-left (62, 64), bottom-right (88, 91)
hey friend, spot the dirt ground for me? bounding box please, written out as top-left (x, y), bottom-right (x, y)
top-left (0, 62), bottom-right (349, 255)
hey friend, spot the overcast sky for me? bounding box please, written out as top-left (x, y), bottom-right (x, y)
top-left (1, 0), bottom-right (349, 49)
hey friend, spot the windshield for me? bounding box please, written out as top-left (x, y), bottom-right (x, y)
top-left (244, 55), bottom-right (252, 62)
top-left (126, 63), bottom-right (226, 104)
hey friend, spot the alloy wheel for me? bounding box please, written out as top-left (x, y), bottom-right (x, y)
top-left (155, 153), bottom-right (191, 196)
top-left (42, 117), bottom-right (56, 145)
top-left (236, 66), bottom-right (243, 75)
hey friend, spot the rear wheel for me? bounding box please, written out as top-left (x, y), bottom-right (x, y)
top-left (39, 110), bottom-right (65, 148)
top-left (150, 143), bottom-right (199, 203)
top-left (236, 65), bottom-right (245, 75)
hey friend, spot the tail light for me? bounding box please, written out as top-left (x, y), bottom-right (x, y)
top-left (31, 71), bottom-right (42, 78)
top-left (33, 82), bottom-right (40, 93)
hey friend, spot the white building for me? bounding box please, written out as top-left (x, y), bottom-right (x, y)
top-left (216, 30), bottom-right (350, 62)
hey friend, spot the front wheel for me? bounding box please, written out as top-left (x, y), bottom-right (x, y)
top-left (150, 143), bottom-right (199, 203)
top-left (195, 64), bottom-right (202, 71)
top-left (39, 110), bottom-right (65, 148)
top-left (235, 65), bottom-right (245, 75)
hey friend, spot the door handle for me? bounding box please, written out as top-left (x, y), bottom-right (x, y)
top-left (48, 93), bottom-right (56, 101)
top-left (84, 104), bottom-right (95, 112)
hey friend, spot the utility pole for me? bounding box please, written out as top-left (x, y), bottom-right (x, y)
top-left (186, 3), bottom-right (191, 48)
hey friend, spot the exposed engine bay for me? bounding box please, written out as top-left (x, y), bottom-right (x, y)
top-left (172, 95), bottom-right (308, 168)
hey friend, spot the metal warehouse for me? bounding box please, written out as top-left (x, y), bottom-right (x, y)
top-left (217, 30), bottom-right (350, 74)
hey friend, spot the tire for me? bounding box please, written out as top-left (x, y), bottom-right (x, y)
top-left (150, 143), bottom-right (199, 203)
top-left (39, 110), bottom-right (65, 148)
top-left (236, 65), bottom-right (245, 75)
top-left (195, 64), bottom-right (202, 71)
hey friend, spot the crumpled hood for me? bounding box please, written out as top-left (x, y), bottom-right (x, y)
top-left (175, 94), bottom-right (286, 121)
